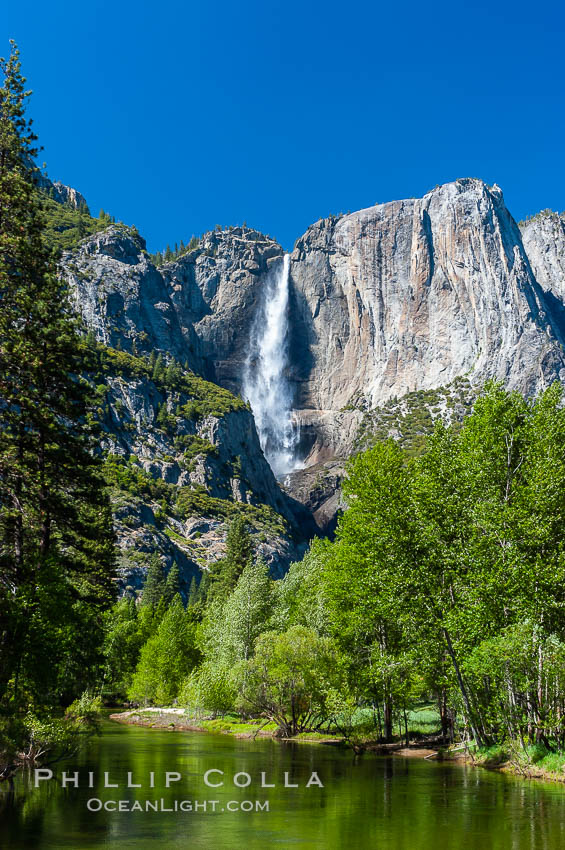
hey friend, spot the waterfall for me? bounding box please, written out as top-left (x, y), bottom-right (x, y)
top-left (243, 254), bottom-right (300, 478)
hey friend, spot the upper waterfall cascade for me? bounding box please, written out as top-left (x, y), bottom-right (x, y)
top-left (243, 254), bottom-right (301, 478)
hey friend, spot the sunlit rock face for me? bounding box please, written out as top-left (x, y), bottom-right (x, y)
top-left (288, 178), bottom-right (565, 418)
top-left (63, 226), bottom-right (201, 366)
top-left (68, 183), bottom-right (565, 467)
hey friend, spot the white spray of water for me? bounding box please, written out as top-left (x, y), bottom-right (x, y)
top-left (243, 254), bottom-right (300, 478)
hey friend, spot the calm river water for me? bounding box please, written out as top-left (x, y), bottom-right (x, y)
top-left (1, 719), bottom-right (565, 849)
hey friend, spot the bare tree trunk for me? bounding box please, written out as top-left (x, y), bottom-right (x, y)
top-left (443, 628), bottom-right (485, 747)
top-left (384, 697), bottom-right (393, 742)
top-left (14, 419), bottom-right (25, 574)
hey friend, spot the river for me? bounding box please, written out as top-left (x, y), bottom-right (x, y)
top-left (1, 719), bottom-right (565, 849)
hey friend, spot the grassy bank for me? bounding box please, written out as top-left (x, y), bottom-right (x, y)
top-left (469, 742), bottom-right (565, 783)
top-left (109, 709), bottom-right (343, 742)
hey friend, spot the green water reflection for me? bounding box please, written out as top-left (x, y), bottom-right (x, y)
top-left (1, 719), bottom-right (565, 849)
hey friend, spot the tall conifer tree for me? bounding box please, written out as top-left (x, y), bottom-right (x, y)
top-left (0, 42), bottom-right (116, 706)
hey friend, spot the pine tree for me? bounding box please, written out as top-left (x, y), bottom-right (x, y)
top-left (156, 402), bottom-right (172, 431)
top-left (141, 554), bottom-right (166, 608)
top-left (129, 595), bottom-right (199, 705)
top-left (0, 42), bottom-right (116, 706)
top-left (187, 576), bottom-right (199, 607)
top-left (152, 353), bottom-right (165, 381)
top-left (165, 358), bottom-right (181, 386)
top-left (208, 515), bottom-right (253, 602)
top-left (164, 563), bottom-right (180, 605)
top-left (224, 515), bottom-right (253, 581)
top-left (196, 569), bottom-right (211, 604)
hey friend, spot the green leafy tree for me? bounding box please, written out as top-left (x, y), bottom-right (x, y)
top-left (319, 382), bottom-right (565, 747)
top-left (200, 558), bottom-right (273, 667)
top-left (223, 558), bottom-right (274, 662)
top-left (183, 558), bottom-right (273, 715)
top-left (274, 539), bottom-right (330, 634)
top-left (239, 626), bottom-right (344, 736)
top-left (129, 595), bottom-right (199, 705)
top-left (180, 659), bottom-right (237, 717)
top-left (102, 598), bottom-right (145, 696)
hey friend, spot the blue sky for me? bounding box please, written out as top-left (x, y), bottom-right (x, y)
top-left (3, 0), bottom-right (564, 252)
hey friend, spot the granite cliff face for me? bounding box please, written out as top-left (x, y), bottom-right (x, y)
top-left (283, 179), bottom-right (565, 462)
top-left (288, 179), bottom-right (564, 409)
top-left (58, 178), bottom-right (565, 579)
top-left (70, 179), bottom-right (564, 439)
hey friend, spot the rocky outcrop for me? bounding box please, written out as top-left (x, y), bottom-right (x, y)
top-left (34, 168), bottom-right (90, 211)
top-left (60, 227), bottom-right (313, 585)
top-left (284, 379), bottom-right (477, 531)
top-left (283, 460), bottom-right (346, 535)
top-left (93, 362), bottom-right (314, 588)
top-left (293, 409), bottom-right (364, 465)
top-left (63, 226), bottom-right (202, 367)
top-left (161, 227), bottom-right (283, 391)
top-left (63, 225), bottom-right (284, 388)
top-left (49, 180), bottom-right (89, 211)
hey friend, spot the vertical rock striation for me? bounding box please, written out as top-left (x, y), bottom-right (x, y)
top-left (521, 211), bottom-right (565, 338)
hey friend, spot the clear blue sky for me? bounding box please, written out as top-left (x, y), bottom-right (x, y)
top-left (3, 0), bottom-right (564, 252)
